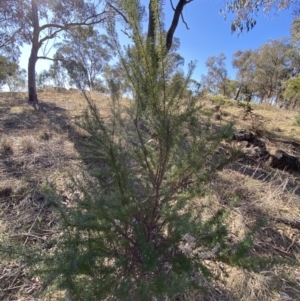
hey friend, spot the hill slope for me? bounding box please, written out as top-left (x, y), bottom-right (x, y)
top-left (1, 91), bottom-right (299, 301)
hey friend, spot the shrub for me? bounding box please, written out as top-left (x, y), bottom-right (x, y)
top-left (20, 136), bottom-right (35, 153)
top-left (209, 94), bottom-right (231, 106)
top-left (22, 3), bottom-right (265, 301)
top-left (32, 96), bottom-right (243, 300)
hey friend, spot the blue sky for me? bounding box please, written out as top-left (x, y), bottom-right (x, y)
top-left (19, 0), bottom-right (295, 81)
top-left (166, 0), bottom-right (294, 79)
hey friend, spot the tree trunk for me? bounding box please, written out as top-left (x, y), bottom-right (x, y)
top-left (247, 91), bottom-right (252, 102)
top-left (28, 49), bottom-right (38, 105)
top-left (258, 94), bottom-right (264, 104)
top-left (266, 91), bottom-right (273, 104)
top-left (147, 0), bottom-right (155, 41)
top-left (28, 0), bottom-right (40, 108)
top-left (146, 0), bottom-right (191, 57)
top-left (234, 85), bottom-right (241, 100)
top-left (166, 0), bottom-right (188, 52)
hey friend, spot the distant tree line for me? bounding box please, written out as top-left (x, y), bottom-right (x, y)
top-left (0, 0), bottom-right (299, 109)
top-left (200, 19), bottom-right (300, 108)
top-left (2, 19), bottom-right (300, 109)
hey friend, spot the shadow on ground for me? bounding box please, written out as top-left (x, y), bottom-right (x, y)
top-left (227, 157), bottom-right (300, 196)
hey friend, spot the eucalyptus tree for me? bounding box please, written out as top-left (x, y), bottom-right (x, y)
top-left (225, 79), bottom-right (239, 99)
top-left (232, 50), bottom-right (256, 101)
top-left (0, 0), bottom-right (108, 107)
top-left (54, 27), bottom-right (112, 91)
top-left (252, 39), bottom-right (295, 104)
top-left (37, 62), bottom-right (69, 89)
top-left (5, 68), bottom-right (27, 92)
top-left (233, 40), bottom-right (296, 104)
top-left (47, 59), bottom-right (70, 88)
top-left (201, 53), bottom-right (229, 96)
top-left (37, 70), bottom-right (51, 89)
top-left (291, 18), bottom-right (300, 47)
top-left (282, 73), bottom-right (300, 108)
top-left (289, 18), bottom-right (300, 77)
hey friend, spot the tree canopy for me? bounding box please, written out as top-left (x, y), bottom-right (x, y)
top-left (231, 38), bottom-right (300, 104)
top-left (0, 46), bottom-right (21, 90)
top-left (54, 28), bottom-right (112, 91)
top-left (282, 73), bottom-right (300, 108)
top-left (222, 0), bottom-right (300, 32)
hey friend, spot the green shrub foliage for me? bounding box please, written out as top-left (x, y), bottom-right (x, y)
top-left (26, 1), bottom-right (260, 300)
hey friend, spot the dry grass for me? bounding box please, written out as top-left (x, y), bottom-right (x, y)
top-left (185, 163), bottom-right (300, 300)
top-left (0, 135), bottom-right (14, 155)
top-left (219, 100), bottom-right (300, 139)
top-left (0, 91), bottom-right (300, 300)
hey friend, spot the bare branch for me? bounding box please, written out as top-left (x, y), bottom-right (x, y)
top-left (10, 233), bottom-right (46, 241)
top-left (121, 29), bottom-right (133, 39)
top-left (37, 56), bottom-right (61, 61)
top-left (107, 3), bottom-right (129, 24)
top-left (170, 0), bottom-right (175, 11)
top-left (38, 13), bottom-right (107, 47)
top-left (39, 11), bottom-right (108, 32)
top-left (180, 12), bottom-right (190, 30)
top-left (166, 0), bottom-right (194, 52)
top-left (0, 28), bottom-right (22, 48)
top-left (39, 28), bottom-right (65, 46)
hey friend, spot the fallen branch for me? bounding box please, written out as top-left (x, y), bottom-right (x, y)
top-left (10, 233), bottom-right (46, 241)
top-left (24, 198), bottom-right (47, 246)
top-left (0, 264), bottom-right (26, 281)
top-left (3, 285), bottom-right (27, 291)
top-left (272, 217), bottom-right (300, 230)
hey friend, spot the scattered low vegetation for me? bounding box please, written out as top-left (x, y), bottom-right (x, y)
top-left (0, 85), bottom-right (299, 300)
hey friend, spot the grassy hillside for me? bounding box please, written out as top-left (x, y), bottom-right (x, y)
top-left (1, 90), bottom-right (300, 301)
